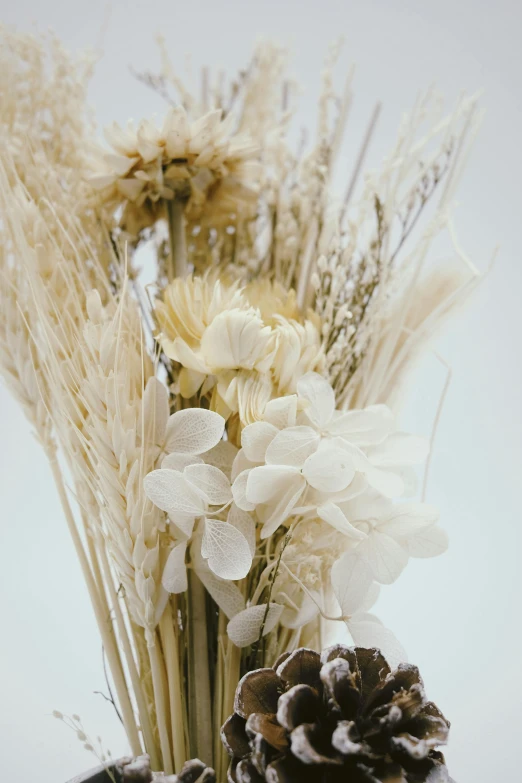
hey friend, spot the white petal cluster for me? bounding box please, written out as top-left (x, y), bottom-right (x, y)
top-left (143, 404), bottom-right (255, 612)
top-left (232, 372), bottom-right (430, 535)
top-left (228, 372), bottom-right (447, 652)
top-left (156, 275), bottom-right (324, 424)
top-left (89, 107), bottom-right (261, 236)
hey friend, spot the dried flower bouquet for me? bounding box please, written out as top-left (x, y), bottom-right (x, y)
top-left (0, 26), bottom-right (479, 782)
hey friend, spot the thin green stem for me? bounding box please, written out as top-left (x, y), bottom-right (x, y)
top-left (188, 568), bottom-right (213, 767)
top-left (166, 198), bottom-right (188, 280)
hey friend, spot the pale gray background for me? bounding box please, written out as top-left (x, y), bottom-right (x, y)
top-left (0, 1), bottom-right (521, 780)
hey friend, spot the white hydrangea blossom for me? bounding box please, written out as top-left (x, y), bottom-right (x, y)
top-left (142, 374), bottom-right (446, 663)
top-left (232, 372), bottom-right (429, 538)
top-left (143, 398), bottom-right (255, 602)
top-left (227, 372), bottom-right (447, 659)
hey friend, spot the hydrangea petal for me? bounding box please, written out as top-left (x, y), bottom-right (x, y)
top-left (368, 432), bottom-right (429, 467)
top-left (169, 513), bottom-right (196, 538)
top-left (162, 452), bottom-right (204, 471)
top-left (184, 464), bottom-right (232, 505)
top-left (365, 465), bottom-right (405, 498)
top-left (202, 440), bottom-right (238, 478)
top-left (241, 421), bottom-right (279, 463)
top-left (380, 503), bottom-right (440, 536)
top-left (327, 404), bottom-right (394, 446)
top-left (227, 504), bottom-right (256, 557)
top-left (144, 468), bottom-right (206, 516)
top-left (194, 563), bottom-right (246, 619)
top-left (404, 524), bottom-right (449, 559)
top-left (246, 464), bottom-right (302, 504)
top-left (346, 613), bottom-right (407, 669)
top-left (165, 408), bottom-right (225, 454)
top-left (227, 603), bottom-right (284, 647)
top-left (162, 542), bottom-right (188, 593)
top-left (265, 426), bottom-right (320, 468)
top-left (357, 531), bottom-right (409, 584)
top-left (297, 372), bottom-right (335, 428)
top-left (232, 470), bottom-right (256, 512)
top-left (201, 518), bottom-right (252, 580)
top-left (302, 446), bottom-right (355, 493)
top-left (263, 395), bottom-right (298, 429)
top-left (258, 477), bottom-right (307, 539)
top-left (317, 502), bottom-right (367, 540)
top-left (332, 552), bottom-right (375, 616)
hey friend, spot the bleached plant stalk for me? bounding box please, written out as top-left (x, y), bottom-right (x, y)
top-left (0, 160), bottom-right (144, 756)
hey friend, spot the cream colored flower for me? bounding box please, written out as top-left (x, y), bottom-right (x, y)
top-left (155, 275), bottom-right (325, 424)
top-left (89, 107), bottom-right (261, 235)
top-left (155, 274), bottom-right (244, 354)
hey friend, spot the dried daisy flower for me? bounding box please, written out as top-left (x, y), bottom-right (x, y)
top-left (155, 274), bottom-right (324, 425)
top-left (90, 106), bottom-right (261, 267)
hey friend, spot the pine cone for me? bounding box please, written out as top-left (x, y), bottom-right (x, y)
top-left (221, 646), bottom-right (451, 782)
top-left (121, 755), bottom-right (153, 782)
top-left (155, 759), bottom-right (216, 783)
top-left (120, 756), bottom-right (215, 783)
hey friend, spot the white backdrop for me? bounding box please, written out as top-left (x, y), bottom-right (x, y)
top-left (0, 1), bottom-right (521, 781)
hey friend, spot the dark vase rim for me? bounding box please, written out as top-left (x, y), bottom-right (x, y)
top-left (66, 758), bottom-right (123, 783)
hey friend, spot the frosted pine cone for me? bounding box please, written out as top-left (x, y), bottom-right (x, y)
top-left (120, 756), bottom-right (215, 783)
top-left (221, 646), bottom-right (451, 782)
top-left (163, 759), bottom-right (216, 783)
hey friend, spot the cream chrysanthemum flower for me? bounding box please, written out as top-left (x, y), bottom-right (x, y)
top-left (89, 106), bottom-right (261, 236)
top-left (155, 275), bottom-right (325, 424)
